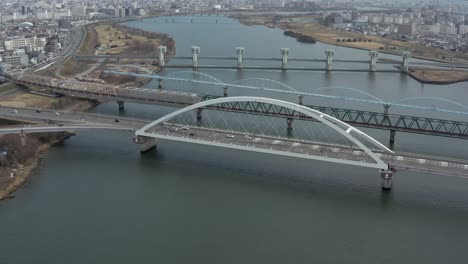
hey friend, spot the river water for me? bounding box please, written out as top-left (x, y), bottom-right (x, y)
top-left (1, 16), bottom-right (468, 263)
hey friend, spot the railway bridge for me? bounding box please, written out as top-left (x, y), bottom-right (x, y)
top-left (9, 73), bottom-right (468, 148)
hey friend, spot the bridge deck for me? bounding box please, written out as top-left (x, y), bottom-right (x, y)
top-left (1, 106), bottom-right (468, 177)
top-left (144, 124), bottom-right (468, 177)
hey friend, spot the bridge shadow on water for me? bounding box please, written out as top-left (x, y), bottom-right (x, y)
top-left (135, 138), bottom-right (468, 213)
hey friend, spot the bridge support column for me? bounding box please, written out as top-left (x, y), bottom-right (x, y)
top-left (133, 136), bottom-right (157, 153)
top-left (192, 46), bottom-right (200, 68)
top-left (369, 50), bottom-right (378, 72)
top-left (287, 118), bottom-right (293, 131)
top-left (157, 78), bottom-right (163, 89)
top-left (158, 45), bottom-right (167, 67)
top-left (325, 49), bottom-right (334, 71)
top-left (281, 48), bottom-right (289, 70)
top-left (196, 108), bottom-right (203, 122)
top-left (298, 95), bottom-right (303, 105)
top-left (223, 86), bottom-right (228, 97)
top-left (19, 131), bottom-right (26, 147)
top-left (381, 169), bottom-right (394, 190)
top-left (236, 47), bottom-right (244, 69)
top-left (117, 101), bottom-right (125, 111)
top-left (401, 51), bottom-right (411, 73)
top-left (389, 129), bottom-right (396, 149)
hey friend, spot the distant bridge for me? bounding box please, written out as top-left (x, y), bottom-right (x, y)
top-left (74, 46), bottom-right (468, 72)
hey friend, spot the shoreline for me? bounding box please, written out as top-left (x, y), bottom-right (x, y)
top-left (273, 21), bottom-right (452, 64)
top-left (0, 98), bottom-right (98, 201)
top-left (406, 68), bottom-right (468, 85)
top-left (0, 134), bottom-right (72, 200)
top-left (0, 18), bottom-right (172, 201)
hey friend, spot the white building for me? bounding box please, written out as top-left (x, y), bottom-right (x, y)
top-left (417, 23), bottom-right (441, 34)
top-left (4, 36), bottom-right (47, 52)
top-left (459, 24), bottom-right (468, 35)
top-left (440, 23), bottom-right (457, 35)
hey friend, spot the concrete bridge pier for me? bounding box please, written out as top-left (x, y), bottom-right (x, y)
top-left (389, 129), bottom-right (396, 149)
top-left (223, 86), bottom-right (228, 97)
top-left (19, 130), bottom-right (26, 146)
top-left (401, 51), bottom-right (411, 72)
top-left (196, 108), bottom-right (203, 122)
top-left (236, 47), bottom-right (244, 69)
top-left (157, 78), bottom-right (163, 89)
top-left (369, 50), bottom-right (378, 72)
top-left (325, 49), bottom-right (334, 71)
top-left (192, 46), bottom-right (200, 68)
top-left (117, 101), bottom-right (125, 111)
top-left (381, 169), bottom-right (394, 190)
top-left (133, 136), bottom-right (157, 153)
top-left (281, 48), bottom-right (289, 70)
top-left (287, 118), bottom-right (293, 131)
top-left (158, 45), bottom-right (167, 67)
top-left (298, 95), bottom-right (304, 105)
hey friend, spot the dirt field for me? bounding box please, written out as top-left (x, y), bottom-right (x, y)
top-left (94, 24), bottom-right (161, 55)
top-left (56, 22), bottom-right (172, 79)
top-left (408, 68), bottom-right (468, 84)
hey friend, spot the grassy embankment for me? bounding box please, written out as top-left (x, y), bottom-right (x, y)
top-left (287, 22), bottom-right (468, 83)
top-left (407, 68), bottom-right (468, 84)
top-left (93, 22), bottom-right (175, 84)
top-left (0, 83), bottom-right (20, 93)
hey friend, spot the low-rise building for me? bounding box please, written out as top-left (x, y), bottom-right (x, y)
top-left (4, 36), bottom-right (47, 52)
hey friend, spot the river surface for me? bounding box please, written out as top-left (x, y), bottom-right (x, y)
top-left (1, 15), bottom-right (468, 263)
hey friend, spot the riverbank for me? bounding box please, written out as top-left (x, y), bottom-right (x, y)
top-left (0, 132), bottom-right (73, 200)
top-left (407, 67), bottom-right (468, 84)
top-left (0, 90), bottom-right (99, 201)
top-left (232, 13), bottom-right (468, 64)
top-left (40, 19), bottom-right (175, 81)
top-left (229, 13), bottom-right (468, 83)
top-left (0, 19), bottom-right (175, 200)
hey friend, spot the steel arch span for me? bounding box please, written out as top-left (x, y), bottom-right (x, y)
top-left (167, 70), bottom-right (224, 84)
top-left (231, 78), bottom-right (297, 92)
top-left (136, 97), bottom-right (393, 170)
top-left (113, 64), bottom-right (153, 74)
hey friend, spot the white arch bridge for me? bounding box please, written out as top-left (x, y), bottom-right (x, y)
top-left (132, 97), bottom-right (468, 189)
top-left (2, 98), bottom-right (468, 190)
top-left (136, 96), bottom-right (393, 170)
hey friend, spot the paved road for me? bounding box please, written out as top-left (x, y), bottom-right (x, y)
top-left (0, 106), bottom-right (147, 130)
top-left (145, 124), bottom-right (468, 177)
